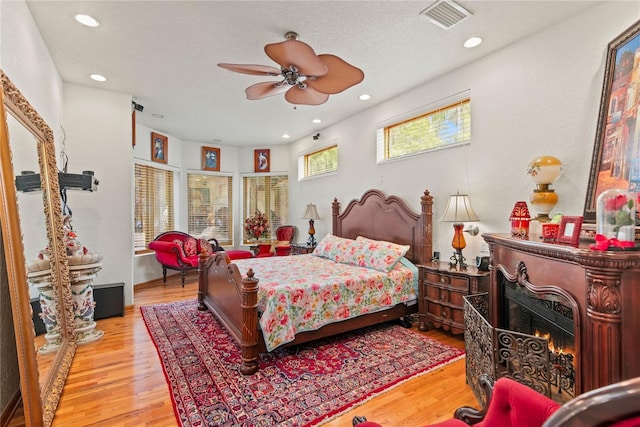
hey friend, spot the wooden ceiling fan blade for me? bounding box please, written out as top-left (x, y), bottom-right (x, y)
top-left (285, 86), bottom-right (329, 106)
top-left (305, 54), bottom-right (365, 94)
top-left (245, 81), bottom-right (291, 100)
top-left (264, 39), bottom-right (328, 77)
top-left (218, 63), bottom-right (281, 76)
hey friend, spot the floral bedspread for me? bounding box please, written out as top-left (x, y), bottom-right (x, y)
top-left (233, 254), bottom-right (417, 351)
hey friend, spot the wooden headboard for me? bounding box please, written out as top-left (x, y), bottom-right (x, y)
top-left (331, 189), bottom-right (433, 265)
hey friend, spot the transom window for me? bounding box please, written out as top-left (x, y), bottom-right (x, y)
top-left (242, 175), bottom-right (289, 243)
top-left (187, 173), bottom-right (233, 245)
top-left (377, 96), bottom-right (471, 162)
top-left (134, 164), bottom-right (175, 253)
top-left (298, 144), bottom-right (338, 179)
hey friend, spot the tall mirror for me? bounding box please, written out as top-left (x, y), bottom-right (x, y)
top-left (0, 71), bottom-right (76, 426)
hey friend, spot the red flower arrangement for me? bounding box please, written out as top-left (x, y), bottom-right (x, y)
top-left (604, 193), bottom-right (635, 233)
top-left (244, 211), bottom-right (269, 241)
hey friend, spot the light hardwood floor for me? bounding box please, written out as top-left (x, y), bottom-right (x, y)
top-left (16, 272), bottom-right (478, 426)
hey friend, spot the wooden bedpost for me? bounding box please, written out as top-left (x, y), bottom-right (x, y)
top-left (197, 251), bottom-right (210, 311)
top-left (240, 268), bottom-right (259, 375)
top-left (421, 189), bottom-right (433, 265)
top-left (332, 197), bottom-right (340, 235)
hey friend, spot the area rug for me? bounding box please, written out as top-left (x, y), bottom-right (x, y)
top-left (141, 299), bottom-right (464, 427)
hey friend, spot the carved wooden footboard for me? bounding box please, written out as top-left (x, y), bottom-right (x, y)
top-left (198, 188), bottom-right (433, 375)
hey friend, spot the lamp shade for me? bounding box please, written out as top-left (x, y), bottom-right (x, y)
top-left (301, 203), bottom-right (321, 220)
top-left (440, 194), bottom-right (479, 223)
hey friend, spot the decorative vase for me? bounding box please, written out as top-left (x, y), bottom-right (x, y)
top-left (527, 155), bottom-right (562, 222)
top-left (596, 189), bottom-right (636, 244)
top-left (27, 268), bottom-right (63, 354)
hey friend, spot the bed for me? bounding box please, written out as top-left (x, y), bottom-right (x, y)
top-left (197, 188), bottom-right (433, 374)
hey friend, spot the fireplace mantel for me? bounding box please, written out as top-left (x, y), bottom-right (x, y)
top-left (483, 233), bottom-right (640, 394)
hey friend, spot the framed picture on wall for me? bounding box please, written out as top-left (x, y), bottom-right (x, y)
top-left (254, 149), bottom-right (270, 172)
top-left (151, 132), bottom-right (168, 164)
top-left (202, 146), bottom-right (220, 171)
top-left (584, 20), bottom-right (640, 224)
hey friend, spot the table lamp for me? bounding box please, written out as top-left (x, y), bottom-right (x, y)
top-left (440, 193), bottom-right (479, 269)
top-left (301, 203), bottom-right (321, 246)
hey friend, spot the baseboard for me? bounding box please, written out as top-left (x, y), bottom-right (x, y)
top-left (0, 388), bottom-right (22, 427)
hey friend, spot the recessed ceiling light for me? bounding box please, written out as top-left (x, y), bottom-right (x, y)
top-left (463, 37), bottom-right (483, 48)
top-left (75, 14), bottom-right (100, 27)
top-left (282, 134), bottom-right (290, 139)
top-left (312, 119), bottom-right (321, 124)
top-left (89, 74), bottom-right (107, 82)
top-left (359, 94), bottom-right (371, 101)
top-left (152, 113), bottom-right (164, 118)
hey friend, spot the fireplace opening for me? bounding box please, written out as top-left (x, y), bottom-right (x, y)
top-left (499, 278), bottom-right (576, 402)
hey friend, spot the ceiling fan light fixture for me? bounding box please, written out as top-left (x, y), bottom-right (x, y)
top-left (219, 31), bottom-right (364, 106)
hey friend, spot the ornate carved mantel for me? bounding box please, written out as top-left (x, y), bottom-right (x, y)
top-left (483, 233), bottom-right (640, 394)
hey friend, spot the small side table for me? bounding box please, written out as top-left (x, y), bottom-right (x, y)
top-left (291, 243), bottom-right (316, 255)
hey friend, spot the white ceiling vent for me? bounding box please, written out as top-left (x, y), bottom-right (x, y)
top-left (420, 0), bottom-right (472, 30)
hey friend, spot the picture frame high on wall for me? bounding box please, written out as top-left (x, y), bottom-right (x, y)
top-left (584, 20), bottom-right (640, 227)
top-left (254, 149), bottom-right (270, 172)
top-left (151, 132), bottom-right (168, 164)
top-left (202, 146), bottom-right (220, 171)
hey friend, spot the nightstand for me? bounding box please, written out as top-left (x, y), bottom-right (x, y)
top-left (290, 243), bottom-right (316, 255)
top-left (417, 261), bottom-right (489, 334)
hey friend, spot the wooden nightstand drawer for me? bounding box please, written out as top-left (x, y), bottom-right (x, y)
top-left (418, 261), bottom-right (489, 335)
top-left (424, 271), bottom-right (468, 291)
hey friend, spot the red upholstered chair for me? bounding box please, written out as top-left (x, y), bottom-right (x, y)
top-left (273, 225), bottom-right (295, 256)
top-left (148, 231), bottom-right (219, 287)
top-left (353, 375), bottom-right (560, 427)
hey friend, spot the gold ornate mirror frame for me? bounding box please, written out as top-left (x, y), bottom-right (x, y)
top-left (0, 71), bottom-right (76, 426)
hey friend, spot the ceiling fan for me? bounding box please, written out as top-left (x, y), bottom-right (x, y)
top-left (218, 31), bottom-right (364, 106)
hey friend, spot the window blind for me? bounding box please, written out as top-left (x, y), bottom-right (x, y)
top-left (298, 144), bottom-right (338, 179)
top-left (187, 174), bottom-right (233, 245)
top-left (134, 164), bottom-right (174, 252)
top-left (242, 175), bottom-right (289, 243)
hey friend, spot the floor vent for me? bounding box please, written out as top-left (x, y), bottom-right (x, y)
top-left (419, 0), bottom-right (472, 29)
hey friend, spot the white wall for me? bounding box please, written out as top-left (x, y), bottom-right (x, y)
top-left (289, 1), bottom-right (639, 261)
top-left (63, 83), bottom-right (134, 304)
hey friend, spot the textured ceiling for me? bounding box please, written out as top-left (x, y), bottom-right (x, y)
top-left (25, 0), bottom-right (601, 146)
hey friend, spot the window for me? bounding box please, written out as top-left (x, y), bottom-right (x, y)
top-left (377, 96), bottom-right (470, 162)
top-left (298, 144), bottom-right (338, 179)
top-left (187, 173), bottom-right (233, 245)
top-left (242, 175), bottom-right (288, 243)
top-left (134, 164), bottom-right (175, 252)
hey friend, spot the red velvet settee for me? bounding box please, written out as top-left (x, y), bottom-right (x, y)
top-left (148, 231), bottom-right (219, 287)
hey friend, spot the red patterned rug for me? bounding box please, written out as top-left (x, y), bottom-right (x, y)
top-left (141, 299), bottom-right (464, 427)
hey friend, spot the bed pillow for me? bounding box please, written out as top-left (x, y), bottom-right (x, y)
top-left (183, 237), bottom-right (198, 257)
top-left (355, 236), bottom-right (410, 272)
top-left (312, 234), bottom-right (360, 264)
top-left (198, 238), bottom-right (213, 255)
